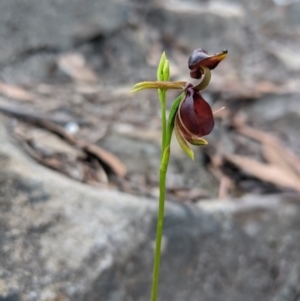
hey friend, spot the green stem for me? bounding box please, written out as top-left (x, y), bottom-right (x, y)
top-left (158, 90), bottom-right (167, 157)
top-left (150, 169), bottom-right (167, 301)
top-left (151, 148), bottom-right (170, 301)
top-left (151, 89), bottom-right (170, 301)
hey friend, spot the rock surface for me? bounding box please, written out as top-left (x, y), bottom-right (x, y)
top-left (1, 121), bottom-right (300, 301)
top-left (1, 0), bottom-right (300, 84)
top-left (1, 0), bottom-right (300, 300)
top-left (0, 119), bottom-right (156, 300)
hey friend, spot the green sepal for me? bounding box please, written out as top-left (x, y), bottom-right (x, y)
top-left (130, 81), bottom-right (186, 93)
top-left (174, 122), bottom-right (194, 161)
top-left (157, 52), bottom-right (167, 81)
top-left (165, 92), bottom-right (185, 146)
top-left (189, 137), bottom-right (208, 145)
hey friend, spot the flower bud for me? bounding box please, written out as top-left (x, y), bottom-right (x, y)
top-left (163, 59), bottom-right (170, 82)
top-left (157, 52), bottom-right (167, 81)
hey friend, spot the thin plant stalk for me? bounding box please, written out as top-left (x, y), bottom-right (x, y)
top-left (151, 87), bottom-right (170, 301)
top-left (158, 90), bottom-right (167, 155)
top-left (132, 49), bottom-right (227, 301)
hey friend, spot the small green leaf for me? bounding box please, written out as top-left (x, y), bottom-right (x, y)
top-left (174, 122), bottom-right (194, 160)
top-left (165, 92), bottom-right (185, 146)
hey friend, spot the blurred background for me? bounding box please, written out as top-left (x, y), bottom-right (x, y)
top-left (0, 0), bottom-right (300, 300)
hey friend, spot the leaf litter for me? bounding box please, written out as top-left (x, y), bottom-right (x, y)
top-left (0, 50), bottom-right (300, 201)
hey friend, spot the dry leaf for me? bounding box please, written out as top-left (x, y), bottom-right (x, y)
top-left (57, 53), bottom-right (98, 83)
top-left (237, 125), bottom-right (300, 177)
top-left (168, 187), bottom-right (209, 202)
top-left (83, 143), bottom-right (126, 177)
top-left (6, 108), bottom-right (126, 177)
top-left (29, 120), bottom-right (127, 177)
top-left (225, 153), bottom-right (300, 193)
top-left (262, 144), bottom-right (298, 179)
top-left (0, 81), bottom-right (36, 102)
top-left (218, 175), bottom-right (233, 199)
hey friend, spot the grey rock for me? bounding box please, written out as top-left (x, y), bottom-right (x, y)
top-left (0, 118), bottom-right (156, 300)
top-left (0, 0), bottom-right (155, 85)
top-left (240, 93), bottom-right (300, 125)
top-left (0, 0), bottom-right (132, 65)
top-left (235, 92), bottom-right (300, 153)
top-left (0, 0), bottom-right (300, 300)
top-left (1, 0), bottom-right (299, 86)
top-left (146, 1), bottom-right (246, 57)
top-left (143, 0), bottom-right (300, 83)
top-left (1, 120), bottom-right (300, 301)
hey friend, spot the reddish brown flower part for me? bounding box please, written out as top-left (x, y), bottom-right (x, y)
top-left (188, 48), bottom-right (228, 79)
top-left (175, 86), bottom-right (214, 145)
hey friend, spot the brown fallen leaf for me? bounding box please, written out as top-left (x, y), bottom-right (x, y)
top-left (210, 78), bottom-right (300, 101)
top-left (262, 144), bottom-right (298, 179)
top-left (206, 153), bottom-right (233, 199)
top-left (1, 108), bottom-right (126, 177)
top-left (27, 128), bottom-right (83, 157)
top-left (167, 187), bottom-right (209, 202)
top-left (225, 153), bottom-right (300, 193)
top-left (23, 140), bottom-right (86, 181)
top-left (17, 127), bottom-right (110, 185)
top-left (236, 125), bottom-right (300, 177)
top-left (83, 143), bottom-right (126, 177)
top-left (81, 158), bottom-right (108, 185)
top-left (57, 53), bottom-right (98, 83)
top-left (36, 121), bottom-right (126, 177)
top-left (218, 175), bottom-right (233, 199)
top-left (0, 81), bottom-right (37, 102)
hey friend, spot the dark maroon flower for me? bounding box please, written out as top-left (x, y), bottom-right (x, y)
top-left (174, 85), bottom-right (214, 149)
top-left (188, 49), bottom-right (228, 79)
top-left (131, 48), bottom-right (227, 160)
top-left (174, 48), bottom-right (227, 159)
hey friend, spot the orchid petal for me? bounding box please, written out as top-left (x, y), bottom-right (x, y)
top-left (187, 137), bottom-right (208, 145)
top-left (174, 117), bottom-right (194, 160)
top-left (188, 49), bottom-right (227, 79)
top-left (192, 92), bottom-right (214, 136)
top-left (178, 88), bottom-right (199, 135)
top-left (178, 88), bottom-right (214, 139)
top-left (130, 81), bottom-right (186, 93)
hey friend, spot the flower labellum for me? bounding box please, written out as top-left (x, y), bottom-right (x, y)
top-left (176, 86), bottom-right (214, 138)
top-left (173, 85), bottom-right (213, 159)
top-left (188, 48), bottom-right (228, 79)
